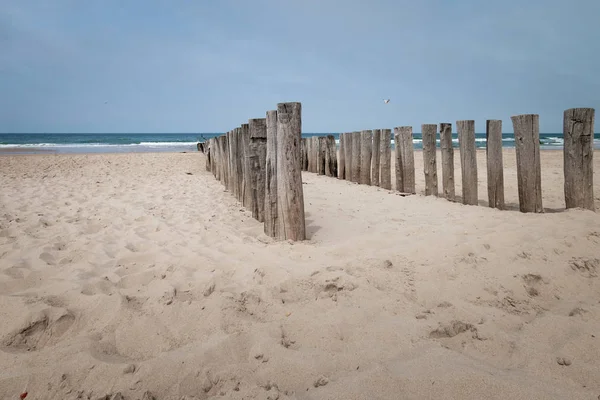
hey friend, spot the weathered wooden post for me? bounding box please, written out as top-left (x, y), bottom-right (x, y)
top-left (227, 131), bottom-right (235, 194)
top-left (511, 114), bottom-right (543, 213)
top-left (439, 123), bottom-right (455, 201)
top-left (486, 120), bottom-right (504, 209)
top-left (249, 118), bottom-right (267, 222)
top-left (301, 138), bottom-right (308, 171)
top-left (310, 137), bottom-right (318, 173)
top-left (276, 102), bottom-right (305, 241)
top-left (338, 133), bottom-right (346, 179)
top-left (241, 123), bottom-right (254, 211)
top-left (264, 110), bottom-right (279, 238)
top-left (360, 130), bottom-right (373, 185)
top-left (325, 135), bottom-right (337, 177)
top-left (564, 108), bottom-right (595, 211)
top-left (210, 138), bottom-right (217, 177)
top-left (205, 140), bottom-right (211, 171)
top-left (235, 127), bottom-right (244, 203)
top-left (344, 133), bottom-right (352, 181)
top-left (317, 136), bottom-right (326, 175)
top-left (422, 124), bottom-right (439, 196)
top-left (371, 129), bottom-right (381, 186)
top-left (395, 126), bottom-right (415, 193)
top-left (457, 120), bottom-right (478, 206)
top-left (380, 128), bottom-right (392, 190)
top-left (305, 138), bottom-right (312, 172)
top-left (222, 134), bottom-right (230, 188)
top-left (352, 131), bottom-right (362, 183)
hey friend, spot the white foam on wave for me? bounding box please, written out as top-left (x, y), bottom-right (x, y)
top-left (0, 141), bottom-right (198, 148)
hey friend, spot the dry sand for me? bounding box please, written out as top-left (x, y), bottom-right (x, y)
top-left (0, 149), bottom-right (599, 400)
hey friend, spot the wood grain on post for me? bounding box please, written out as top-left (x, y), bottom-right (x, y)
top-left (360, 130), bottom-right (373, 185)
top-left (338, 133), bottom-right (345, 179)
top-left (309, 137), bottom-right (317, 173)
top-left (241, 123), bottom-right (254, 211)
top-left (226, 131), bottom-right (234, 194)
top-left (215, 136), bottom-right (221, 182)
top-left (325, 135), bottom-right (337, 177)
top-left (393, 128), bottom-right (403, 192)
top-left (486, 120), bottom-right (504, 209)
top-left (264, 110), bottom-right (279, 238)
top-left (233, 128), bottom-right (243, 201)
top-left (371, 129), bottom-right (381, 186)
top-left (344, 133), bottom-right (352, 181)
top-left (205, 140), bottom-right (211, 171)
top-left (439, 123), bottom-right (455, 201)
top-left (380, 128), bottom-right (392, 190)
top-left (236, 127), bottom-right (244, 203)
top-left (422, 124), bottom-right (439, 196)
top-left (511, 114), bottom-right (543, 213)
top-left (210, 138), bottom-right (217, 177)
top-left (457, 120), bottom-right (478, 205)
top-left (218, 136), bottom-right (224, 182)
top-left (300, 138), bottom-right (308, 171)
top-left (395, 126), bottom-right (415, 193)
top-left (305, 138), bottom-right (312, 172)
top-left (249, 118), bottom-right (267, 222)
top-left (564, 108), bottom-right (595, 211)
top-left (313, 137), bottom-right (319, 173)
top-left (276, 102), bottom-right (306, 241)
top-left (317, 136), bottom-right (326, 175)
top-left (352, 132), bottom-right (362, 183)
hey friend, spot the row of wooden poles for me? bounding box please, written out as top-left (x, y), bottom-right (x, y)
top-left (204, 102), bottom-right (306, 241)
top-left (301, 108), bottom-right (595, 213)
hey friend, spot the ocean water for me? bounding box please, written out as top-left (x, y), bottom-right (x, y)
top-left (1, 132), bottom-right (599, 154)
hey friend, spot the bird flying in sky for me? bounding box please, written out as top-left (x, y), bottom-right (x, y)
top-left (383, 99), bottom-right (390, 104)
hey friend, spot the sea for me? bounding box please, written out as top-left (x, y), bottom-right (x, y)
top-left (1, 132), bottom-right (599, 154)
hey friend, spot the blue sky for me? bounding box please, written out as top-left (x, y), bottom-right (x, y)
top-left (1, 0), bottom-right (598, 133)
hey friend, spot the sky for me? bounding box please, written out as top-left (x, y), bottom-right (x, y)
top-left (1, 0), bottom-right (599, 134)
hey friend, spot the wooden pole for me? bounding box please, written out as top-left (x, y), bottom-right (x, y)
top-left (564, 108), bottom-right (595, 211)
top-left (249, 118), bottom-right (267, 222)
top-left (457, 120), bottom-right (478, 205)
top-left (313, 137), bottom-right (320, 173)
top-left (486, 120), bottom-right (504, 209)
top-left (511, 114), bottom-right (543, 213)
top-left (308, 138), bottom-right (312, 171)
top-left (223, 135), bottom-right (230, 188)
top-left (235, 127), bottom-right (244, 203)
top-left (325, 135), bottom-right (337, 177)
top-left (338, 133), bottom-right (346, 179)
top-left (380, 128), bottom-right (392, 190)
top-left (264, 110), bottom-right (279, 238)
top-left (360, 130), bottom-right (373, 185)
top-left (395, 126), bottom-right (415, 193)
top-left (317, 136), bottom-right (326, 175)
top-left (300, 138), bottom-right (308, 171)
top-left (371, 129), bottom-right (381, 187)
top-left (210, 138), bottom-right (217, 177)
top-left (344, 133), bottom-right (352, 181)
top-left (276, 102), bottom-right (305, 241)
top-left (394, 128), bottom-right (403, 192)
top-left (422, 124), bottom-right (438, 196)
top-left (206, 140), bottom-right (212, 171)
top-left (227, 131), bottom-right (235, 194)
top-left (352, 131), bottom-right (362, 183)
top-left (439, 123), bottom-right (455, 201)
top-left (241, 123), bottom-right (254, 211)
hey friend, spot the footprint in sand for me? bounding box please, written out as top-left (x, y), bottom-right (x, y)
top-left (1, 307), bottom-right (76, 353)
top-left (569, 257), bottom-right (599, 278)
top-left (521, 274), bottom-right (545, 297)
top-left (39, 251), bottom-right (57, 265)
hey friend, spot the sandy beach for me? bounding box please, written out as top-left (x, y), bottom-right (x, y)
top-left (1, 149), bottom-right (599, 399)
